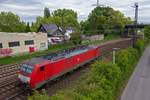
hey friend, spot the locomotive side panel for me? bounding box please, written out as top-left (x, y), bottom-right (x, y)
top-left (34, 48), bottom-right (99, 89)
top-left (30, 65), bottom-right (47, 88)
top-left (45, 58), bottom-right (69, 80)
top-left (23, 47), bottom-right (100, 89)
top-left (71, 49), bottom-right (97, 67)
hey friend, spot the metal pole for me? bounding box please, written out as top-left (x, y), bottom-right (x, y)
top-left (133, 3), bottom-right (139, 46)
top-left (113, 48), bottom-right (120, 64)
top-left (134, 3), bottom-right (138, 26)
top-left (92, 0), bottom-right (105, 7)
top-left (97, 0), bottom-right (99, 7)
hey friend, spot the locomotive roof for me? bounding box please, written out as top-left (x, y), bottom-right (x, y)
top-left (24, 57), bottom-right (48, 66)
top-left (24, 45), bottom-right (95, 65)
top-left (43, 45), bottom-right (94, 61)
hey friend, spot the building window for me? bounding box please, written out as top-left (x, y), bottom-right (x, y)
top-left (25, 40), bottom-right (34, 45)
top-left (40, 43), bottom-right (46, 48)
top-left (0, 43), bottom-right (3, 48)
top-left (9, 41), bottom-right (20, 47)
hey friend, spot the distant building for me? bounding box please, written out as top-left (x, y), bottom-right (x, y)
top-left (0, 32), bottom-right (48, 57)
top-left (38, 24), bottom-right (74, 44)
top-left (38, 24), bottom-right (64, 37)
top-left (64, 27), bottom-right (74, 40)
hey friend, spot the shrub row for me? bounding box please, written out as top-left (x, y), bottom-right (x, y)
top-left (29, 39), bottom-right (146, 100)
top-left (144, 25), bottom-right (150, 42)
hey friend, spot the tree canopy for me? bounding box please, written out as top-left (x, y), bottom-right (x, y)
top-left (31, 8), bottom-right (79, 32)
top-left (25, 22), bottom-right (31, 32)
top-left (52, 9), bottom-right (79, 28)
top-left (80, 7), bottom-right (132, 35)
top-left (0, 12), bottom-right (26, 32)
top-left (44, 7), bottom-right (51, 18)
top-left (0, 7), bottom-right (133, 35)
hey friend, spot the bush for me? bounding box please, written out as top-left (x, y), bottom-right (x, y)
top-left (90, 61), bottom-right (121, 88)
top-left (144, 25), bottom-right (150, 40)
top-left (70, 32), bottom-right (82, 45)
top-left (116, 49), bottom-right (130, 75)
top-left (134, 39), bottom-right (145, 54)
top-left (127, 48), bottom-right (139, 63)
top-left (116, 47), bottom-right (139, 80)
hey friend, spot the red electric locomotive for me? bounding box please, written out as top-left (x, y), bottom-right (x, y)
top-left (18, 45), bottom-right (101, 89)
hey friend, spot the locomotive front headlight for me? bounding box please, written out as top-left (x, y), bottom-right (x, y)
top-left (18, 74), bottom-right (30, 83)
top-left (26, 77), bottom-right (31, 82)
top-left (18, 74), bottom-right (22, 79)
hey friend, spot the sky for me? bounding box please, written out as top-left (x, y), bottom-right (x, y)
top-left (0, 0), bottom-right (149, 24)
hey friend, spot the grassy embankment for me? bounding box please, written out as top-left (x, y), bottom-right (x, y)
top-left (0, 34), bottom-right (118, 65)
top-left (29, 39), bottom-right (147, 100)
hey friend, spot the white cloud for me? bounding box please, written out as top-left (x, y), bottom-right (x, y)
top-left (0, 0), bottom-right (149, 23)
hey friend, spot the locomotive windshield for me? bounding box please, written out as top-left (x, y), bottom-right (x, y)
top-left (20, 64), bottom-right (34, 74)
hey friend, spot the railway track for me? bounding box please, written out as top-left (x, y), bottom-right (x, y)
top-left (5, 90), bottom-right (27, 100)
top-left (0, 64), bottom-right (20, 79)
top-left (0, 63), bottom-right (19, 70)
top-left (0, 80), bottom-right (20, 99)
top-left (0, 69), bottom-right (18, 78)
top-left (0, 78), bottom-right (27, 100)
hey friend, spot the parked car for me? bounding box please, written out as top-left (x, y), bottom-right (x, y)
top-left (48, 37), bottom-right (63, 45)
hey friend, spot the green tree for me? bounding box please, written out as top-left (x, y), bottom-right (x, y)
top-left (52, 9), bottom-right (79, 29)
top-left (81, 7), bottom-right (132, 35)
top-left (31, 16), bottom-right (52, 32)
top-left (52, 9), bottom-right (77, 19)
top-left (0, 12), bottom-right (26, 32)
top-left (25, 22), bottom-right (31, 32)
top-left (31, 8), bottom-right (79, 32)
top-left (44, 7), bottom-right (51, 18)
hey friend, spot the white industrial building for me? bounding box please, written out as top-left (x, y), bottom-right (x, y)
top-left (0, 32), bottom-right (48, 57)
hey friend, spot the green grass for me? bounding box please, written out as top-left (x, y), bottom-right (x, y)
top-left (0, 34), bottom-right (119, 65)
top-left (105, 34), bottom-right (120, 40)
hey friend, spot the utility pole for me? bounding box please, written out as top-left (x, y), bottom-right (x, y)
top-left (133, 3), bottom-right (139, 46)
top-left (97, 0), bottom-right (99, 7)
top-left (134, 3), bottom-right (138, 26)
top-left (92, 0), bottom-right (105, 7)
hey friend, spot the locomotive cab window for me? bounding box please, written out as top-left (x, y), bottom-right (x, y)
top-left (40, 66), bottom-right (45, 71)
top-left (20, 64), bottom-right (33, 74)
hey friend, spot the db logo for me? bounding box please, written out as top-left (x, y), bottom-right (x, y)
top-left (77, 58), bottom-right (80, 61)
